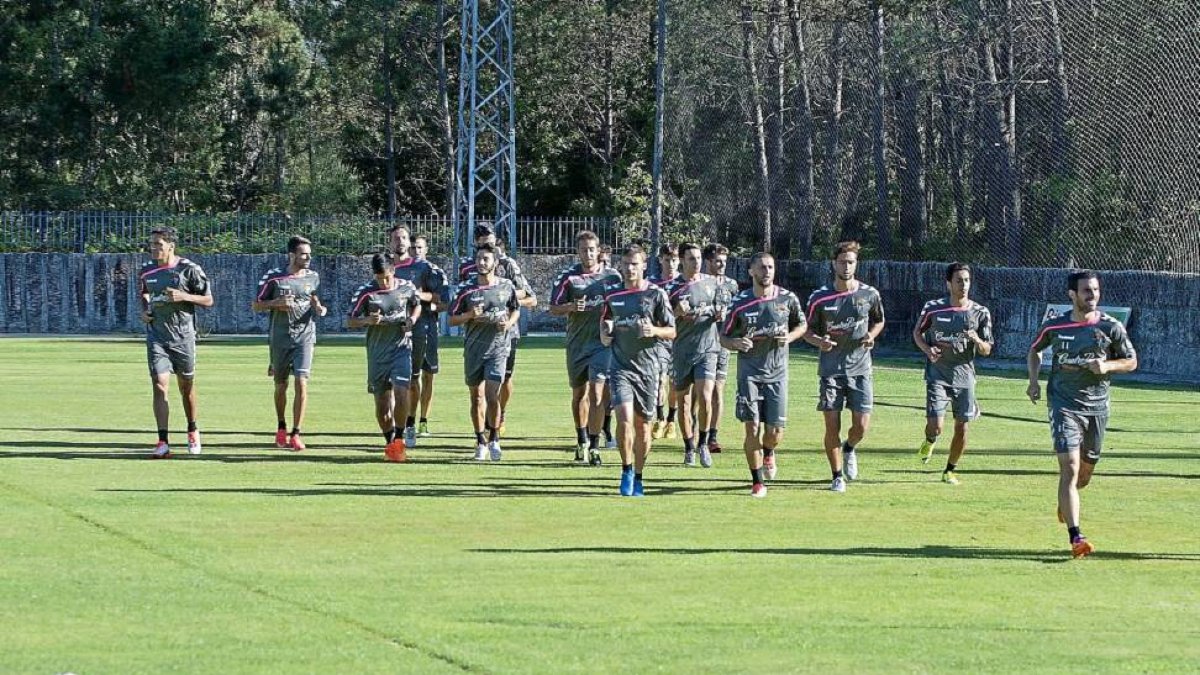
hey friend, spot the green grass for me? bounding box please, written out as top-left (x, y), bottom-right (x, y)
top-left (1, 336), bottom-right (1198, 673)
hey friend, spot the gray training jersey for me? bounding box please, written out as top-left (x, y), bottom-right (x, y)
top-left (459, 253), bottom-right (532, 339)
top-left (666, 273), bottom-right (724, 360)
top-left (601, 281), bottom-right (675, 372)
top-left (451, 278), bottom-right (521, 364)
top-left (722, 286), bottom-right (805, 381)
top-left (552, 263), bottom-right (623, 356)
top-left (348, 277), bottom-right (420, 360)
top-left (806, 283), bottom-right (885, 378)
top-left (256, 267), bottom-right (320, 344)
top-left (1030, 312), bottom-right (1136, 415)
top-left (915, 297), bottom-right (993, 388)
top-left (139, 258), bottom-right (211, 344)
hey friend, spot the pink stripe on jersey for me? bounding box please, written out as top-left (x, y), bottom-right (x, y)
top-left (916, 304), bottom-right (969, 332)
top-left (140, 262), bottom-right (178, 279)
top-left (724, 287), bottom-right (779, 334)
top-left (669, 276), bottom-right (702, 299)
top-left (805, 288), bottom-right (855, 324)
top-left (1030, 316), bottom-right (1100, 350)
top-left (351, 285), bottom-right (396, 316)
top-left (451, 285), bottom-right (482, 314)
top-left (256, 273), bottom-right (294, 302)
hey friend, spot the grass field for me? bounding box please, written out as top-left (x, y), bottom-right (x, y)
top-left (1, 336), bottom-right (1198, 673)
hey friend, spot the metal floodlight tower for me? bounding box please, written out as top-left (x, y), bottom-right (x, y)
top-left (453, 0), bottom-right (517, 263)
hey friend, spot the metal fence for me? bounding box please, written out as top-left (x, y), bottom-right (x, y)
top-left (0, 211), bottom-right (627, 256)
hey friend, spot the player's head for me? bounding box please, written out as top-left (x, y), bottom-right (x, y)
top-left (371, 251), bottom-right (394, 283)
top-left (148, 226), bottom-right (178, 263)
top-left (945, 262), bottom-right (971, 299)
top-left (474, 242), bottom-right (499, 275)
top-left (832, 240), bottom-right (860, 281)
top-left (474, 223), bottom-right (497, 249)
top-left (576, 230), bottom-right (600, 267)
top-left (598, 244), bottom-right (613, 268)
top-left (387, 224), bottom-right (411, 256)
top-left (657, 243), bottom-right (679, 275)
top-left (749, 252), bottom-right (775, 289)
top-left (412, 235), bottom-right (429, 260)
top-left (703, 243), bottom-right (729, 276)
top-left (678, 242), bottom-right (703, 277)
top-left (287, 235), bottom-right (313, 269)
top-left (1067, 270), bottom-right (1100, 312)
top-left (621, 244), bottom-right (648, 283)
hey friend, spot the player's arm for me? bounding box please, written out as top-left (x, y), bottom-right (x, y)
top-left (783, 299), bottom-right (807, 346)
top-left (447, 291), bottom-right (479, 328)
top-left (310, 293), bottom-right (328, 317)
top-left (912, 310), bottom-right (939, 360)
top-left (548, 281), bottom-right (578, 316)
top-left (1026, 326), bottom-right (1054, 403)
top-left (861, 293), bottom-right (885, 349)
top-left (167, 267), bottom-right (214, 308)
top-left (801, 305), bottom-right (835, 351)
top-left (719, 310), bottom-right (752, 352)
top-left (251, 277), bottom-right (286, 313)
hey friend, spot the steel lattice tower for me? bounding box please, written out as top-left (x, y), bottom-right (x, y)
top-left (453, 0), bottom-right (517, 260)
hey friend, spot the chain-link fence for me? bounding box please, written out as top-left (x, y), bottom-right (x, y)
top-left (657, 0), bottom-right (1200, 272)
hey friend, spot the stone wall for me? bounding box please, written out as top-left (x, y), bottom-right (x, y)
top-left (2, 253), bottom-right (1197, 381)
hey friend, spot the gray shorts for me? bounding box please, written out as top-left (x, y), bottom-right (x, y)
top-left (367, 345), bottom-right (413, 394)
top-left (505, 337), bottom-right (519, 378)
top-left (270, 339), bottom-right (314, 382)
top-left (567, 346), bottom-right (611, 388)
top-left (817, 375), bottom-right (874, 413)
top-left (466, 350), bottom-right (509, 387)
top-left (926, 381), bottom-right (978, 422)
top-left (673, 351), bottom-right (720, 390)
top-left (736, 376), bottom-right (788, 428)
top-left (1051, 408), bottom-right (1107, 464)
top-left (658, 343), bottom-right (673, 377)
top-left (419, 321), bottom-right (440, 374)
top-left (609, 368), bottom-right (659, 420)
top-left (148, 338), bottom-right (195, 379)
top-left (411, 326), bottom-right (433, 375)
top-left (715, 349), bottom-right (731, 381)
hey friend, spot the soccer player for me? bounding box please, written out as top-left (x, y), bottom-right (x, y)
top-left (804, 240), bottom-right (885, 493)
top-left (598, 244), bottom-right (614, 270)
top-left (348, 252), bottom-right (421, 463)
top-left (912, 262), bottom-right (993, 483)
top-left (550, 230), bottom-right (622, 464)
top-left (456, 224), bottom-right (537, 435)
top-left (1027, 271), bottom-right (1137, 559)
top-left (389, 225), bottom-right (442, 447)
top-left (449, 244), bottom-right (522, 461)
top-left (666, 242), bottom-right (725, 468)
top-left (140, 226), bottom-right (214, 458)
top-left (252, 235), bottom-right (328, 451)
top-left (720, 253), bottom-right (806, 498)
top-left (703, 243), bottom-right (739, 453)
top-left (411, 235), bottom-right (449, 437)
top-left (600, 244), bottom-right (676, 496)
top-left (649, 243), bottom-right (681, 440)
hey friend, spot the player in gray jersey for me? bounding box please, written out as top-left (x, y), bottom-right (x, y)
top-left (600, 244), bottom-right (676, 496)
top-left (720, 253), bottom-right (806, 498)
top-left (649, 244), bottom-right (681, 440)
top-left (389, 225), bottom-right (441, 448)
top-left (703, 243), bottom-right (739, 455)
top-left (1027, 270), bottom-right (1137, 559)
top-left (449, 244), bottom-right (521, 462)
top-left (803, 241), bottom-right (885, 492)
top-left (666, 242), bottom-right (725, 468)
top-left (138, 226), bottom-right (214, 458)
top-left (912, 262), bottom-right (993, 484)
top-left (348, 252), bottom-right (422, 463)
top-left (550, 230), bottom-right (623, 465)
top-left (252, 236), bottom-right (328, 452)
top-left (411, 235), bottom-right (450, 438)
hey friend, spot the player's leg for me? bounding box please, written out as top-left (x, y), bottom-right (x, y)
top-left (692, 356), bottom-right (718, 467)
top-left (676, 372), bottom-right (696, 465)
top-left (759, 380), bottom-right (787, 482)
top-left (273, 379), bottom-right (289, 446)
top-left (499, 337), bottom-right (518, 433)
top-left (484, 354), bottom-right (506, 459)
top-left (385, 350), bottom-right (413, 461)
top-left (177, 374), bottom-right (200, 454)
top-left (919, 383), bottom-right (947, 463)
top-left (404, 335), bottom-right (426, 447)
top-left (664, 379), bottom-right (679, 439)
top-left (585, 349), bottom-right (609, 461)
top-left (373, 388), bottom-right (396, 448)
top-left (150, 372), bottom-right (172, 456)
top-left (390, 385), bottom-right (411, 462)
top-left (841, 376), bottom-right (872, 480)
top-left (419, 370), bottom-right (435, 433)
top-left (710, 376), bottom-right (726, 452)
top-left (601, 387), bottom-right (615, 449)
top-left (468, 381), bottom-right (488, 460)
top-left (289, 375), bottom-right (309, 450)
top-left (631, 409), bottom-right (652, 497)
top-left (571, 383), bottom-right (589, 460)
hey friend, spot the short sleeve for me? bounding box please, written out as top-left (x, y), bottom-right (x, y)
top-left (450, 287), bottom-right (474, 316)
top-left (1109, 321), bottom-right (1136, 360)
top-left (348, 285), bottom-right (371, 318)
top-left (506, 283), bottom-right (520, 311)
top-left (1029, 321), bottom-right (1055, 352)
top-left (655, 290), bottom-right (675, 328)
top-left (186, 264), bottom-right (211, 297)
top-left (869, 289), bottom-right (884, 324)
top-left (806, 294), bottom-right (826, 335)
top-left (978, 308), bottom-right (994, 345)
top-left (722, 301), bottom-right (743, 337)
top-left (788, 294), bottom-right (805, 330)
top-left (551, 271), bottom-right (573, 305)
top-left (255, 270), bottom-right (278, 303)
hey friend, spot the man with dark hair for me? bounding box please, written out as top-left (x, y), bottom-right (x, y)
top-left (348, 251), bottom-right (422, 463)
top-left (649, 243), bottom-right (681, 440)
top-left (1027, 270), bottom-right (1137, 559)
top-left (804, 240), bottom-right (885, 492)
top-left (457, 223), bottom-right (537, 436)
top-left (140, 226), bottom-right (214, 458)
top-left (912, 262), bottom-right (993, 483)
top-left (666, 242), bottom-right (724, 468)
top-left (449, 243), bottom-right (522, 461)
top-left (410, 235), bottom-right (449, 437)
top-left (600, 245), bottom-right (676, 496)
top-left (252, 235), bottom-right (327, 451)
top-left (389, 225), bottom-right (443, 448)
top-left (703, 243), bottom-right (738, 453)
top-left (598, 244), bottom-right (614, 270)
top-left (550, 230), bottom-right (622, 465)
top-left (720, 253), bottom-right (806, 497)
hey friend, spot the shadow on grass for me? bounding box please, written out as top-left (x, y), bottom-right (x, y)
top-left (468, 545), bottom-right (1200, 564)
top-left (98, 479), bottom-right (755, 498)
top-left (884, 468), bottom-right (1200, 480)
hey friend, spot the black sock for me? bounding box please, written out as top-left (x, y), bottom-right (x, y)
top-left (419, 417), bottom-right (428, 424)
top-left (667, 407), bottom-right (677, 423)
top-left (656, 404), bottom-right (664, 421)
top-left (384, 429), bottom-right (394, 443)
top-left (925, 435), bottom-right (937, 444)
top-left (763, 447), bottom-right (775, 458)
top-left (576, 427), bottom-right (588, 445)
top-left (405, 416), bottom-right (415, 429)
top-left (708, 428), bottom-right (719, 442)
top-left (832, 469), bottom-right (843, 480)
top-left (487, 426), bottom-right (499, 443)
top-left (291, 427), bottom-right (300, 436)
top-left (157, 428), bottom-right (168, 443)
top-left (697, 431), bottom-right (708, 448)
top-left (684, 437), bottom-right (695, 452)
top-left (623, 463), bottom-right (633, 472)
top-left (751, 468), bottom-right (763, 484)
top-left (635, 472), bottom-right (643, 482)
top-left (945, 462), bottom-right (956, 473)
top-left (475, 430), bottom-right (486, 445)
top-left (393, 427), bottom-right (402, 442)
top-left (186, 420), bottom-right (197, 433)
top-left (277, 420), bottom-right (287, 430)
top-left (842, 441), bottom-right (856, 454)
top-left (588, 433), bottom-right (599, 450)
top-left (1068, 526), bottom-right (1082, 541)
top-left (603, 413), bottom-right (613, 437)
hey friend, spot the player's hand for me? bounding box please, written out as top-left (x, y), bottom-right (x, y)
top-left (677, 298), bottom-right (692, 315)
top-left (638, 319), bottom-right (655, 338)
top-left (861, 334), bottom-right (876, 350)
top-left (574, 297), bottom-right (588, 313)
top-left (141, 310), bottom-right (154, 324)
top-left (315, 303), bottom-right (328, 317)
top-left (732, 337), bottom-right (753, 352)
top-left (470, 303), bottom-right (485, 320)
top-left (366, 311), bottom-right (383, 326)
top-left (164, 287), bottom-right (188, 303)
top-left (925, 345), bottom-right (942, 363)
top-left (600, 320), bottom-right (614, 346)
top-left (1085, 358), bottom-right (1108, 375)
top-left (774, 335), bottom-right (790, 348)
top-left (1026, 382), bottom-right (1041, 404)
top-left (817, 335), bottom-right (836, 352)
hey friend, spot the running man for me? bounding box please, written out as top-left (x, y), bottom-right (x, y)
top-left (389, 225), bottom-right (441, 447)
top-left (649, 243), bottom-right (681, 440)
top-left (410, 235), bottom-right (450, 437)
top-left (804, 240), bottom-right (885, 493)
top-left (549, 230), bottom-right (622, 464)
top-left (600, 244), bottom-right (676, 496)
top-left (720, 253), bottom-right (806, 498)
top-left (912, 262), bottom-right (993, 483)
top-left (703, 243), bottom-right (739, 454)
top-left (666, 242), bottom-right (725, 468)
top-left (1027, 270), bottom-right (1137, 559)
top-left (139, 226), bottom-right (214, 458)
top-left (348, 252), bottom-right (422, 463)
top-left (449, 244), bottom-right (521, 461)
top-left (252, 235), bottom-right (328, 451)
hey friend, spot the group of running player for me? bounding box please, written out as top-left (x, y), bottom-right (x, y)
top-left (137, 224), bottom-right (1137, 558)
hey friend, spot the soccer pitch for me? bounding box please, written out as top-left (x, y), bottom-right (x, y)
top-left (1, 337), bottom-right (1197, 673)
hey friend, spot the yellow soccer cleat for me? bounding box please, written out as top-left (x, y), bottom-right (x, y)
top-left (918, 439), bottom-right (935, 464)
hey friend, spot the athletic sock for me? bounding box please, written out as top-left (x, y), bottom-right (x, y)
top-left (487, 426), bottom-right (499, 443)
top-left (635, 472), bottom-right (643, 482)
top-left (576, 427), bottom-right (588, 445)
top-left (157, 428), bottom-right (168, 443)
top-left (393, 427), bottom-right (402, 443)
top-left (277, 420), bottom-right (287, 431)
top-left (475, 431), bottom-right (486, 445)
top-left (623, 463), bottom-right (633, 473)
top-left (763, 447), bottom-right (775, 458)
top-left (945, 462), bottom-right (957, 473)
top-left (603, 413), bottom-right (613, 438)
top-left (1068, 526), bottom-right (1082, 542)
top-left (684, 437), bottom-right (696, 452)
top-left (751, 468), bottom-right (763, 484)
top-left (708, 428), bottom-right (719, 443)
top-left (290, 427), bottom-right (300, 436)
top-left (186, 420), bottom-right (198, 433)
top-left (697, 430), bottom-right (708, 448)
top-left (588, 433), bottom-right (600, 450)
top-left (842, 441), bottom-right (856, 454)
top-left (656, 404), bottom-right (664, 421)
top-left (832, 469), bottom-right (843, 480)
top-left (405, 416), bottom-right (415, 430)
top-left (925, 435), bottom-right (937, 444)
top-left (384, 429), bottom-right (395, 443)
top-left (666, 407), bottom-right (677, 423)
top-left (419, 417), bottom-right (428, 424)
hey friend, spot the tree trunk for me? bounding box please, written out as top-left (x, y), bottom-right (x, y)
top-left (1043, 0), bottom-right (1072, 265)
top-left (740, 1), bottom-right (772, 252)
top-left (821, 22), bottom-right (845, 241)
top-left (785, 0), bottom-right (815, 258)
top-left (767, 0), bottom-right (787, 256)
top-left (383, 21), bottom-right (397, 219)
top-left (978, 32), bottom-right (1006, 256)
top-left (437, 0), bottom-right (455, 217)
top-left (1003, 0), bottom-right (1022, 265)
top-left (871, 3), bottom-right (891, 255)
top-left (932, 9), bottom-right (968, 242)
top-left (896, 71), bottom-right (926, 252)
